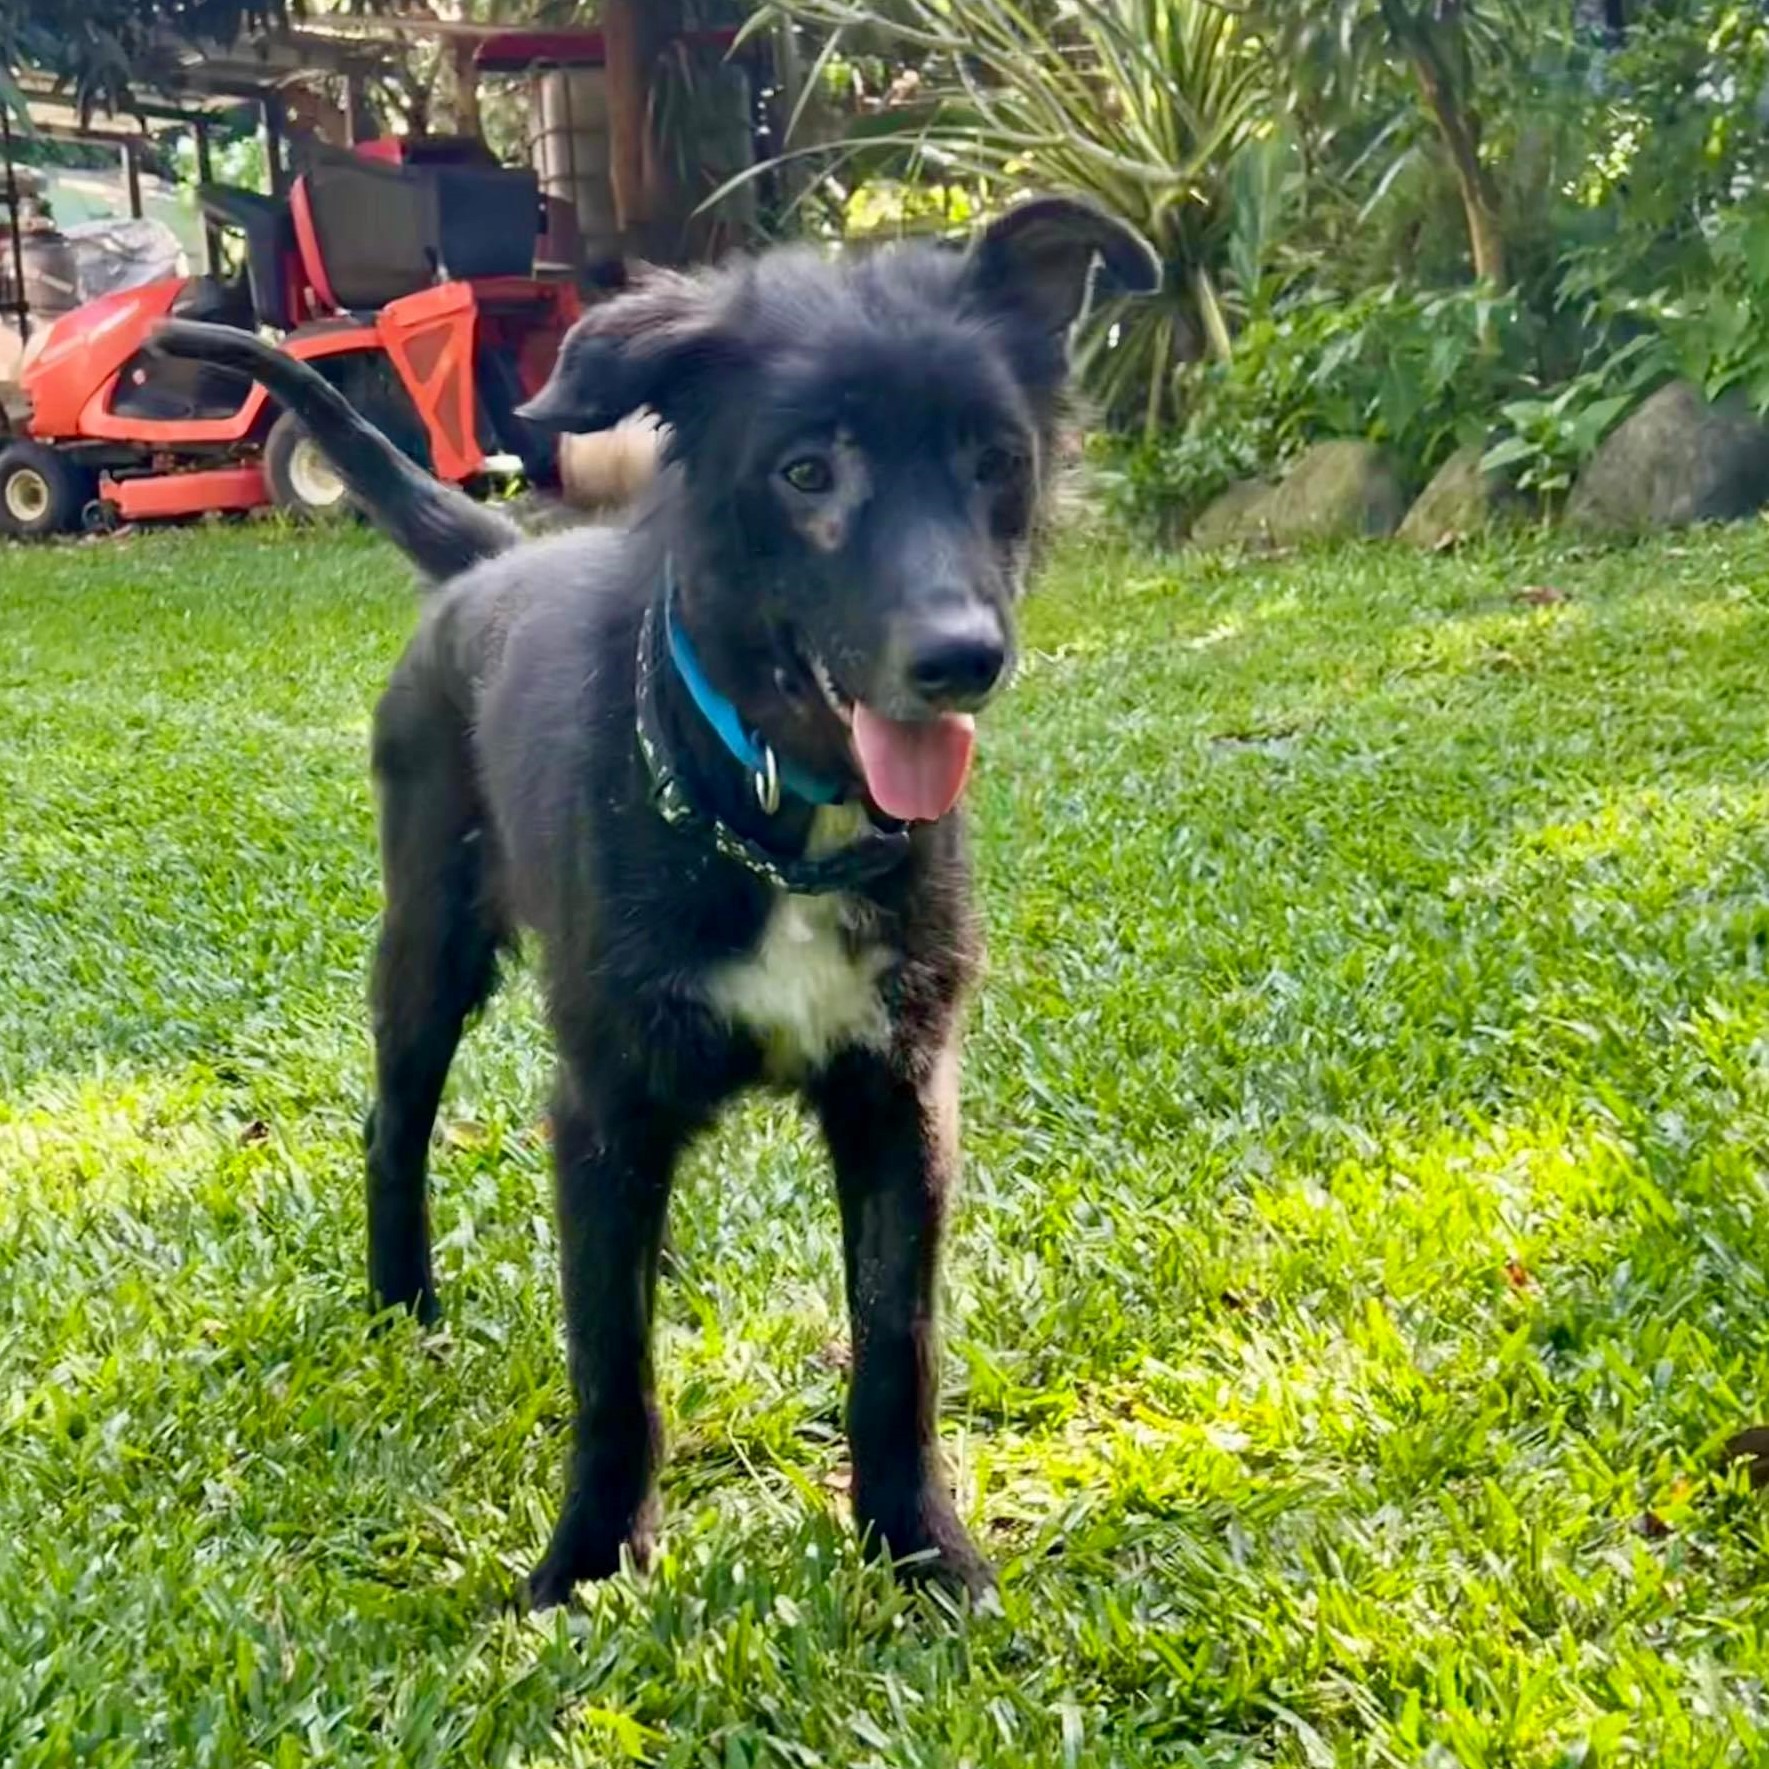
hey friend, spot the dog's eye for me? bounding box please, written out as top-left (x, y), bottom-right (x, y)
top-left (782, 456), bottom-right (835, 495)
top-left (975, 445), bottom-right (1021, 487)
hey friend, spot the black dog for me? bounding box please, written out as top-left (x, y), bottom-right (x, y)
top-left (156, 197), bottom-right (1158, 1607)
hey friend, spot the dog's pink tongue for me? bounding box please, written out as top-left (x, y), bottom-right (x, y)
top-left (851, 704), bottom-right (976, 823)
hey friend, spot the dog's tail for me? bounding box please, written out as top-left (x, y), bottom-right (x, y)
top-left (152, 320), bottom-right (523, 582)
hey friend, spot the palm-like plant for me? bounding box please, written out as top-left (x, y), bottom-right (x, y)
top-left (751, 0), bottom-right (1278, 433)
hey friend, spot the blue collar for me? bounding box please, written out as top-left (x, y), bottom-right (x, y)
top-left (663, 564), bottom-right (845, 809)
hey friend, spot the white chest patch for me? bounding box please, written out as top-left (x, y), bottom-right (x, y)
top-left (707, 810), bottom-right (892, 1075)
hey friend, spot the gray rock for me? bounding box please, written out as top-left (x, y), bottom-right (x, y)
top-left (1262, 441), bottom-right (1408, 544)
top-left (1189, 477), bottom-right (1278, 548)
top-left (1398, 443), bottom-right (1530, 547)
top-left (1567, 379), bottom-right (1769, 532)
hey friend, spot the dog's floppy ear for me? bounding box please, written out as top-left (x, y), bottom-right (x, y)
top-left (517, 268), bottom-right (734, 433)
top-left (968, 195), bottom-right (1162, 333)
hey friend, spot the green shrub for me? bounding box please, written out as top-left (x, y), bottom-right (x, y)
top-left (1093, 283), bottom-right (1539, 533)
top-left (1087, 428), bottom-right (1264, 540)
top-left (1642, 205), bottom-right (1769, 418)
top-left (1197, 284), bottom-right (1536, 468)
top-left (1479, 335), bottom-right (1667, 514)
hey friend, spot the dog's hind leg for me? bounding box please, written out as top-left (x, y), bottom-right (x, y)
top-left (364, 676), bottom-right (504, 1323)
top-left (812, 1042), bottom-right (995, 1599)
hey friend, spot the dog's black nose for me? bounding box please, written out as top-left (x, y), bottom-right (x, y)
top-left (906, 617), bottom-right (1007, 707)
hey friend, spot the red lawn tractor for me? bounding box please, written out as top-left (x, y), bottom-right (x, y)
top-left (0, 137), bottom-right (580, 537)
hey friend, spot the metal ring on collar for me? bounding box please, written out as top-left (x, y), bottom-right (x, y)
top-left (753, 743), bottom-right (781, 817)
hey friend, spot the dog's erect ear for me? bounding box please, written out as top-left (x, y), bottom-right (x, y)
top-left (968, 196), bottom-right (1162, 334)
top-left (517, 268), bottom-right (734, 433)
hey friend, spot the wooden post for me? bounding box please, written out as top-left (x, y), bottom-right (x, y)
top-left (2, 105), bottom-right (29, 343)
top-left (196, 121), bottom-right (223, 275)
top-left (263, 95), bottom-right (289, 197)
top-left (601, 0), bottom-right (651, 245)
top-left (452, 39), bottom-right (482, 142)
top-left (123, 138), bottom-right (144, 221)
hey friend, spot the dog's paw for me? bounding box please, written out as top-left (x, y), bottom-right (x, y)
top-left (523, 1543), bottom-right (647, 1613)
top-left (522, 1560), bottom-right (581, 1614)
top-left (865, 1490), bottom-right (996, 1603)
top-left (524, 1501), bottom-right (658, 1611)
top-left (1723, 1424), bottom-right (1769, 1489)
top-left (365, 1285), bottom-right (442, 1335)
top-left (896, 1533), bottom-right (997, 1604)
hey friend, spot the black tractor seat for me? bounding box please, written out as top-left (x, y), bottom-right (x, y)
top-left (196, 183), bottom-right (298, 331)
top-left (169, 273), bottom-right (255, 330)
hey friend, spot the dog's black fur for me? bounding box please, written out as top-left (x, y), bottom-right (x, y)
top-left (155, 198), bottom-right (1158, 1607)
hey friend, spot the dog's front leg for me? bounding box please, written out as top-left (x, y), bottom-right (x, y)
top-left (527, 1074), bottom-right (682, 1610)
top-left (812, 1043), bottom-right (995, 1598)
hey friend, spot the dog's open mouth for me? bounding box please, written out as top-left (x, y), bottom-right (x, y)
top-left (802, 646), bottom-right (976, 825)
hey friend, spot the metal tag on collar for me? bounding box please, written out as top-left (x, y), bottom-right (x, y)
top-left (753, 743), bottom-right (781, 817)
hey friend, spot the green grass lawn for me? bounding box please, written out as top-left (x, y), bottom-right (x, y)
top-left (8, 519), bottom-right (1769, 1766)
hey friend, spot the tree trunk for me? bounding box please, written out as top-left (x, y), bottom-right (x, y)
top-left (602, 0), bottom-right (702, 264)
top-left (602, 0), bottom-right (651, 245)
top-left (286, 83), bottom-right (349, 146)
top-left (1192, 266), bottom-right (1233, 366)
top-left (451, 38), bottom-right (481, 142)
top-left (1436, 106), bottom-right (1506, 286)
top-left (1388, 9), bottom-right (1508, 287)
top-left (347, 76), bottom-right (381, 147)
